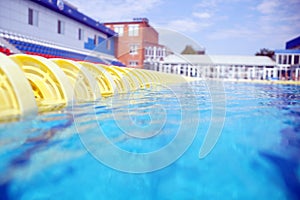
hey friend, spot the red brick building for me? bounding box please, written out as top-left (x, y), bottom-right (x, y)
top-left (105, 18), bottom-right (167, 69)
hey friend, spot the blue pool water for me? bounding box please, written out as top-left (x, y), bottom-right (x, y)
top-left (0, 81), bottom-right (300, 200)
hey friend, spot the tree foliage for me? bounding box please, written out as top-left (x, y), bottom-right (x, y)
top-left (181, 45), bottom-right (197, 54)
top-left (255, 48), bottom-right (275, 60)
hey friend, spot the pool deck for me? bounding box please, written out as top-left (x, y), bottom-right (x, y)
top-left (183, 76), bottom-right (300, 85)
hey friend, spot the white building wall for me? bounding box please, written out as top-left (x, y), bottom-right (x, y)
top-left (0, 0), bottom-right (107, 51)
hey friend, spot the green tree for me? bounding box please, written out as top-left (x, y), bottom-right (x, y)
top-left (255, 48), bottom-right (275, 60)
top-left (181, 45), bottom-right (197, 54)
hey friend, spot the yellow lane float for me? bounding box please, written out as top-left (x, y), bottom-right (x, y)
top-left (78, 62), bottom-right (117, 97)
top-left (10, 54), bottom-right (73, 112)
top-left (0, 53), bottom-right (188, 121)
top-left (0, 53), bottom-right (37, 120)
top-left (96, 64), bottom-right (130, 94)
top-left (103, 65), bottom-right (140, 91)
top-left (51, 59), bottom-right (98, 102)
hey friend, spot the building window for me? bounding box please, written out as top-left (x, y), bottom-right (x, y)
top-left (78, 28), bottom-right (84, 40)
top-left (114, 25), bottom-right (124, 36)
top-left (128, 24), bottom-right (139, 36)
top-left (288, 55), bottom-right (292, 64)
top-left (129, 61), bottom-right (138, 66)
top-left (57, 20), bottom-right (65, 34)
top-left (28, 8), bottom-right (38, 26)
top-left (278, 55), bottom-right (282, 64)
top-left (144, 47), bottom-right (148, 56)
top-left (157, 48), bottom-right (161, 57)
top-left (106, 39), bottom-right (111, 50)
top-left (283, 55), bottom-right (287, 64)
top-left (150, 47), bottom-right (154, 56)
top-left (94, 35), bottom-right (98, 45)
top-left (129, 44), bottom-right (139, 55)
top-left (295, 55), bottom-right (299, 64)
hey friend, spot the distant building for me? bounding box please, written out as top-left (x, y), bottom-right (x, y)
top-left (149, 54), bottom-right (277, 80)
top-left (104, 18), bottom-right (169, 69)
top-left (286, 36), bottom-right (300, 50)
top-left (275, 35), bottom-right (300, 80)
top-left (0, 0), bottom-right (123, 65)
top-left (146, 35), bottom-right (300, 81)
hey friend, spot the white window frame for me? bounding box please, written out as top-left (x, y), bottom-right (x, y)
top-left (128, 24), bottom-right (139, 36)
top-left (129, 44), bottom-right (139, 55)
top-left (129, 60), bottom-right (138, 66)
top-left (114, 25), bottom-right (124, 37)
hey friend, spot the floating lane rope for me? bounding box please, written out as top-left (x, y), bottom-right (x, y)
top-left (0, 53), bottom-right (37, 121)
top-left (51, 59), bottom-right (98, 102)
top-left (95, 64), bottom-right (130, 94)
top-left (0, 53), bottom-right (187, 121)
top-left (9, 54), bottom-right (73, 112)
top-left (78, 62), bottom-right (117, 97)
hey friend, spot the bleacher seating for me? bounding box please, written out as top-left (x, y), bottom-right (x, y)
top-left (0, 41), bottom-right (11, 55)
top-left (0, 46), bottom-right (10, 55)
top-left (0, 29), bottom-right (124, 66)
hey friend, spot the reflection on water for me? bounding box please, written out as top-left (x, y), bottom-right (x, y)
top-left (0, 81), bottom-right (299, 199)
top-left (258, 85), bottom-right (300, 200)
top-left (0, 114), bottom-right (76, 183)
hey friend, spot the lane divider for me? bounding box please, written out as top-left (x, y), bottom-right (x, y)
top-left (0, 53), bottom-right (186, 121)
top-left (9, 54), bottom-right (73, 113)
top-left (51, 59), bottom-right (98, 102)
top-left (97, 64), bottom-right (130, 94)
top-left (110, 66), bottom-right (140, 91)
top-left (0, 53), bottom-right (37, 120)
top-left (79, 62), bottom-right (117, 96)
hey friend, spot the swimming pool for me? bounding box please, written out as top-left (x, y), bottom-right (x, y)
top-left (0, 81), bottom-right (299, 199)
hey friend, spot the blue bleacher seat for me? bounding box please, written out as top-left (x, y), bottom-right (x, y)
top-left (2, 31), bottom-right (122, 64)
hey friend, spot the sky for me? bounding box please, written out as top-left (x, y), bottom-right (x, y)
top-left (68, 0), bottom-right (300, 55)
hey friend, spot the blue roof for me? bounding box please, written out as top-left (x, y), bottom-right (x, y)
top-left (286, 35), bottom-right (300, 49)
top-left (30, 0), bottom-right (116, 37)
top-left (275, 49), bottom-right (300, 54)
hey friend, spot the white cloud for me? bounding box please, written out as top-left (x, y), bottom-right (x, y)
top-left (68, 0), bottom-right (162, 21)
top-left (255, 0), bottom-right (300, 39)
top-left (166, 19), bottom-right (199, 32)
top-left (256, 0), bottom-right (279, 14)
top-left (156, 28), bottom-right (205, 54)
top-left (195, 0), bottom-right (218, 10)
top-left (195, 0), bottom-right (248, 11)
top-left (208, 27), bottom-right (256, 40)
top-left (192, 12), bottom-right (211, 19)
top-left (163, 16), bottom-right (213, 33)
